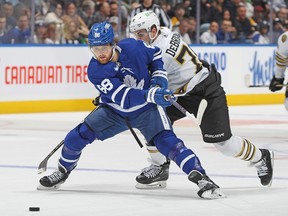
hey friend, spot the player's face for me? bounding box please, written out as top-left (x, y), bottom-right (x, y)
top-left (132, 29), bottom-right (150, 43)
top-left (90, 44), bottom-right (113, 64)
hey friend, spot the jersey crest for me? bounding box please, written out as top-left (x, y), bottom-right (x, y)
top-left (123, 75), bottom-right (144, 89)
top-left (281, 34), bottom-right (287, 43)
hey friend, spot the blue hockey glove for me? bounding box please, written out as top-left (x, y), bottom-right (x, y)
top-left (269, 75), bottom-right (284, 92)
top-left (150, 70), bottom-right (168, 88)
top-left (146, 87), bottom-right (173, 107)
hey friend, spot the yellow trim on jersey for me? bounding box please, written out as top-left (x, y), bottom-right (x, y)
top-left (0, 93), bottom-right (284, 114)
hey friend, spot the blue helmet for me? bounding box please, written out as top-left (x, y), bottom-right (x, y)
top-left (88, 22), bottom-right (114, 46)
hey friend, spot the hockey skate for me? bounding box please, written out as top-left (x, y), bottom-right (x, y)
top-left (135, 161), bottom-right (170, 189)
top-left (252, 149), bottom-right (274, 187)
top-left (188, 170), bottom-right (226, 199)
top-left (37, 164), bottom-right (70, 190)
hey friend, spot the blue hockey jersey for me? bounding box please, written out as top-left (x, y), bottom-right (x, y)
top-left (87, 38), bottom-right (165, 117)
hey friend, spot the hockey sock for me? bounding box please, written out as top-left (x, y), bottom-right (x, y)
top-left (153, 131), bottom-right (205, 174)
top-left (60, 123), bottom-right (97, 172)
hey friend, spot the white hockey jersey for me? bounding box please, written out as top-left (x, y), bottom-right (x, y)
top-left (152, 27), bottom-right (210, 95)
top-left (275, 31), bottom-right (288, 79)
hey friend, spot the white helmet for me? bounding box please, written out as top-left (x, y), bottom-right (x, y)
top-left (129, 11), bottom-right (160, 40)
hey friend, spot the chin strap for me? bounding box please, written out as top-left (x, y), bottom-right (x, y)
top-left (109, 46), bottom-right (116, 61)
top-left (149, 29), bottom-right (159, 44)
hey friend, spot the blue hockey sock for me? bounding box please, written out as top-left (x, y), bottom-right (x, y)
top-left (153, 131), bottom-right (205, 174)
top-left (59, 145), bottom-right (81, 172)
top-left (60, 123), bottom-right (97, 172)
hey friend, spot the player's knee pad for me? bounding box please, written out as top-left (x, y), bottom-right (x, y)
top-left (64, 122), bottom-right (97, 151)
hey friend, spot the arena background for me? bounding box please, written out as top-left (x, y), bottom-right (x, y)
top-left (0, 44), bottom-right (285, 113)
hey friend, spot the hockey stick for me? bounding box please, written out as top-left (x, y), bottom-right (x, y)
top-left (247, 84), bottom-right (288, 88)
top-left (168, 97), bottom-right (208, 126)
top-left (244, 74), bottom-right (288, 88)
top-left (37, 107), bottom-right (98, 174)
top-left (38, 140), bottom-right (64, 174)
top-left (124, 118), bottom-right (143, 148)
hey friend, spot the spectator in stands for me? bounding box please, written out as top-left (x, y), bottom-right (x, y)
top-left (183, 0), bottom-right (193, 19)
top-left (36, 0), bottom-right (51, 17)
top-left (109, 1), bottom-right (118, 18)
top-left (233, 5), bottom-right (253, 43)
top-left (63, 20), bottom-right (86, 44)
top-left (5, 13), bottom-right (31, 44)
top-left (210, 0), bottom-right (225, 24)
top-left (276, 7), bottom-right (288, 28)
top-left (252, 20), bottom-right (270, 44)
top-left (62, 2), bottom-right (88, 34)
top-left (244, 0), bottom-right (254, 20)
top-left (271, 18), bottom-right (285, 44)
top-left (78, 0), bottom-right (97, 29)
top-left (13, 0), bottom-right (32, 19)
top-left (173, 17), bottom-right (191, 44)
top-left (110, 0), bottom-right (130, 29)
top-left (187, 16), bottom-right (197, 43)
top-left (224, 0), bottom-right (243, 22)
top-left (252, 5), bottom-right (266, 25)
top-left (200, 20), bottom-right (218, 44)
top-left (33, 19), bottom-right (47, 44)
top-left (110, 0), bottom-right (128, 29)
top-left (0, 13), bottom-right (8, 43)
top-left (185, 0), bottom-right (211, 23)
top-left (129, 0), bottom-right (172, 30)
top-left (171, 3), bottom-right (186, 30)
top-left (44, 2), bottom-right (64, 44)
top-left (0, 1), bottom-right (16, 30)
top-left (109, 16), bottom-right (119, 41)
top-left (216, 19), bottom-right (235, 44)
top-left (94, 1), bottom-right (111, 23)
top-left (221, 9), bottom-right (232, 23)
top-left (44, 22), bottom-right (64, 44)
top-left (198, 0), bottom-right (213, 24)
top-left (272, 0), bottom-right (288, 11)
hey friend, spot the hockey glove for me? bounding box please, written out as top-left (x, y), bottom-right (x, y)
top-left (150, 70), bottom-right (168, 88)
top-left (146, 87), bottom-right (173, 107)
top-left (92, 96), bottom-right (100, 106)
top-left (269, 75), bottom-right (284, 92)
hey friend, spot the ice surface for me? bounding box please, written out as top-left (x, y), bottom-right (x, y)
top-left (0, 105), bottom-right (287, 216)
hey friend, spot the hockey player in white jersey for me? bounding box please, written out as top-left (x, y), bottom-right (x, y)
top-left (269, 30), bottom-right (288, 110)
top-left (129, 11), bottom-right (274, 189)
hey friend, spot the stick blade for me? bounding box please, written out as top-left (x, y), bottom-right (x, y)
top-left (37, 159), bottom-right (48, 174)
top-left (197, 99), bottom-right (208, 125)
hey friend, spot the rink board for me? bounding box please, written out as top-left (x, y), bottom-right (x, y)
top-left (0, 44), bottom-right (285, 113)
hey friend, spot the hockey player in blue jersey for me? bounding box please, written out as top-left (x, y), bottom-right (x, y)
top-left (38, 22), bottom-right (225, 199)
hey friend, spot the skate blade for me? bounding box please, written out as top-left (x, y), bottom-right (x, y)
top-left (200, 188), bottom-right (226, 200)
top-left (266, 150), bottom-right (274, 187)
top-left (135, 181), bottom-right (167, 189)
top-left (37, 184), bottom-right (61, 190)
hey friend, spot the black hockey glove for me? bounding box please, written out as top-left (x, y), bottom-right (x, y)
top-left (269, 75), bottom-right (284, 92)
top-left (92, 96), bottom-right (100, 106)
